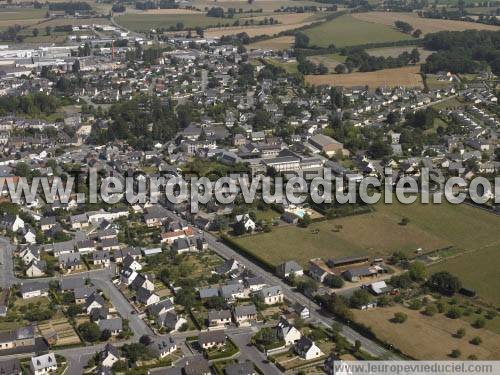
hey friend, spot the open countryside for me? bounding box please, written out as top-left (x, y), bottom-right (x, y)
top-left (304, 14), bottom-right (414, 48)
top-left (305, 65), bottom-right (424, 88)
top-left (352, 12), bottom-right (500, 35)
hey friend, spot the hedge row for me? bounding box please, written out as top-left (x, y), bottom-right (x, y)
top-left (220, 235), bottom-right (275, 273)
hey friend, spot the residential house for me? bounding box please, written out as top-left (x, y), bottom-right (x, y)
top-left (0, 326), bottom-right (36, 351)
top-left (20, 282), bottom-right (49, 299)
top-left (84, 292), bottom-right (105, 314)
top-left (244, 276), bottom-right (266, 292)
top-left (157, 310), bottom-right (187, 332)
top-left (148, 336), bottom-right (177, 359)
top-left (100, 344), bottom-right (120, 369)
top-left (69, 213), bottom-right (88, 230)
top-left (276, 261), bottom-right (303, 279)
top-left (136, 287), bottom-right (160, 306)
top-left (258, 286), bottom-right (284, 305)
top-left (308, 260), bottom-right (333, 283)
top-left (220, 283), bottom-right (246, 301)
top-left (20, 246), bottom-right (40, 266)
top-left (198, 330), bottom-right (226, 349)
top-left (277, 318), bottom-right (302, 346)
top-left (182, 355), bottom-right (211, 375)
top-left (26, 259), bottom-right (46, 277)
top-left (0, 358), bottom-right (21, 375)
top-left (130, 274), bottom-right (154, 292)
top-left (40, 217), bottom-right (57, 232)
top-left (98, 318), bottom-right (123, 336)
top-left (232, 304), bottom-right (257, 326)
top-left (120, 268), bottom-right (138, 286)
top-left (100, 238), bottom-right (120, 252)
top-left (215, 258), bottom-right (241, 275)
top-left (30, 353), bottom-right (57, 375)
top-left (148, 299), bottom-right (175, 317)
top-left (294, 303), bottom-right (310, 319)
top-left (60, 278), bottom-right (85, 291)
top-left (76, 239), bottom-right (96, 254)
top-left (123, 254), bottom-right (142, 271)
top-left (208, 309), bottom-right (232, 327)
top-left (58, 252), bottom-right (82, 271)
top-left (74, 286), bottom-right (95, 304)
top-left (234, 214), bottom-right (256, 232)
top-left (0, 214), bottom-right (24, 232)
top-left (294, 337), bottom-right (324, 360)
top-left (199, 287), bottom-right (219, 299)
top-left (92, 251), bottom-right (111, 267)
top-left (171, 237), bottom-right (196, 254)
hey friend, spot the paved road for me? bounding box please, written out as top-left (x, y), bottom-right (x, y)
top-left (0, 238), bottom-right (17, 287)
top-left (202, 232), bottom-right (398, 360)
top-left (91, 270), bottom-right (154, 339)
top-left (228, 330), bottom-right (282, 375)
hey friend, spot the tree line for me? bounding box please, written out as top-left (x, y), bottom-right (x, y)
top-left (421, 30), bottom-right (500, 74)
top-left (0, 93), bottom-right (60, 117)
top-left (48, 1), bottom-right (92, 14)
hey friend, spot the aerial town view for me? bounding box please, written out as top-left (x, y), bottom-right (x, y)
top-left (0, 0), bottom-right (498, 374)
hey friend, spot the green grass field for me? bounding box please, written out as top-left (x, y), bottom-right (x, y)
top-left (116, 12), bottom-right (283, 32)
top-left (233, 201), bottom-right (500, 306)
top-left (304, 14), bottom-right (413, 48)
top-left (429, 245), bottom-right (500, 307)
top-left (0, 7), bottom-right (47, 31)
top-left (192, 0), bottom-right (322, 12)
top-left (0, 8), bottom-right (46, 21)
top-left (234, 203), bottom-right (468, 267)
top-left (116, 14), bottom-right (222, 32)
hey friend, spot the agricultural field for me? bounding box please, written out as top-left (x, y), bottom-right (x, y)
top-left (352, 11), bottom-right (500, 35)
top-left (191, 0), bottom-right (323, 12)
top-left (117, 6), bottom-right (326, 35)
top-left (429, 245), bottom-right (500, 307)
top-left (367, 46), bottom-right (432, 62)
top-left (233, 201), bottom-right (500, 272)
top-left (305, 65), bottom-right (424, 89)
top-left (265, 58), bottom-right (298, 74)
top-left (248, 35), bottom-right (294, 50)
top-left (0, 7), bottom-right (46, 30)
top-left (205, 17), bottom-right (319, 38)
top-left (352, 305), bottom-right (500, 359)
top-left (425, 74), bottom-right (455, 90)
top-left (115, 13), bottom-right (220, 32)
top-left (304, 14), bottom-right (413, 48)
top-left (307, 53), bottom-right (347, 70)
top-left (233, 205), bottom-right (452, 267)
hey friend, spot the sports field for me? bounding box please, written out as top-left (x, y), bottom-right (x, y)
top-left (304, 14), bottom-right (413, 48)
top-left (305, 65), bottom-right (423, 89)
top-left (352, 11), bottom-right (500, 35)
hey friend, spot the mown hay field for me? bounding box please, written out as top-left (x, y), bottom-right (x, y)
top-left (352, 11), bottom-right (500, 35)
top-left (305, 65), bottom-right (424, 88)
